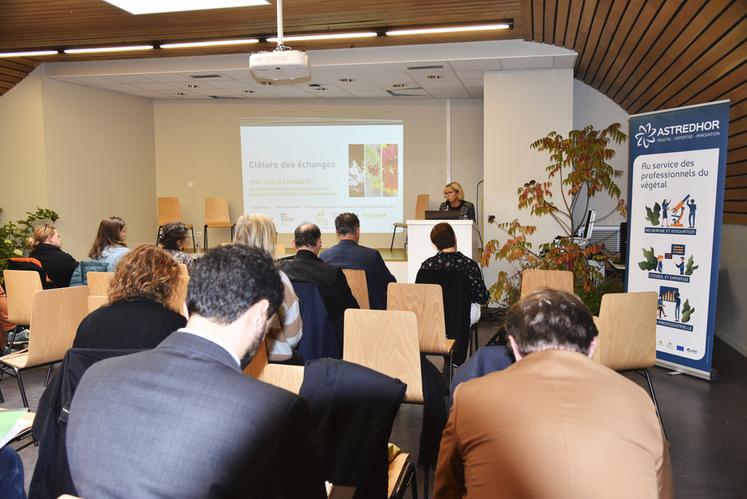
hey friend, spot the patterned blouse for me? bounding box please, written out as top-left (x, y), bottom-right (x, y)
top-left (419, 251), bottom-right (490, 304)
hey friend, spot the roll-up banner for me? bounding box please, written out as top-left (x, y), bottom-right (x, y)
top-left (627, 100), bottom-right (730, 381)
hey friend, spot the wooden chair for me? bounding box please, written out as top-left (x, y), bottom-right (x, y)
top-left (3, 270), bottom-right (43, 351)
top-left (342, 268), bottom-right (370, 309)
top-left (592, 291), bottom-right (666, 438)
top-left (343, 309), bottom-right (423, 403)
top-left (204, 197), bottom-right (235, 250)
top-left (390, 193), bottom-right (429, 250)
top-left (167, 274), bottom-right (190, 318)
top-left (387, 282), bottom-right (456, 382)
top-left (86, 271), bottom-right (114, 297)
top-left (0, 286), bottom-right (89, 407)
top-left (157, 197), bottom-right (196, 252)
top-left (274, 243), bottom-right (286, 260)
top-left (520, 269), bottom-right (574, 298)
top-left (87, 295), bottom-right (109, 313)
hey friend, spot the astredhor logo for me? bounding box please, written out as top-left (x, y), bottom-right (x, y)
top-left (635, 123), bottom-right (657, 149)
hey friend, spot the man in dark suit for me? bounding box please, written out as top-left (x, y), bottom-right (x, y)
top-left (279, 223), bottom-right (358, 337)
top-left (66, 245), bottom-right (326, 499)
top-left (320, 212), bottom-right (396, 310)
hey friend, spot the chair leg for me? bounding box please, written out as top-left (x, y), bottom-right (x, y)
top-left (190, 226), bottom-right (197, 252)
top-left (390, 226), bottom-right (397, 251)
top-left (0, 385), bottom-right (4, 403)
top-left (230, 224), bottom-right (235, 241)
top-left (422, 466), bottom-right (430, 499)
top-left (408, 462), bottom-right (418, 499)
top-left (643, 368), bottom-right (667, 441)
top-left (44, 364), bottom-right (54, 386)
top-left (203, 224), bottom-right (208, 251)
top-left (13, 367), bottom-right (28, 408)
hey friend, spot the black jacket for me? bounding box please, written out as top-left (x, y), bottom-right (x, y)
top-left (29, 243), bottom-right (78, 288)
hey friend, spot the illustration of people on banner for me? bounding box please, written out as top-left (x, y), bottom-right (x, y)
top-left (637, 243), bottom-right (698, 283)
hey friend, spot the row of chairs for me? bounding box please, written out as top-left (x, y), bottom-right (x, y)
top-left (157, 196), bottom-right (235, 252)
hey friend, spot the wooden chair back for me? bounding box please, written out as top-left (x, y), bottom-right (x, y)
top-left (27, 286), bottom-right (89, 366)
top-left (157, 197), bottom-right (184, 226)
top-left (343, 309), bottom-right (423, 403)
top-left (167, 274), bottom-right (190, 318)
top-left (520, 269), bottom-right (574, 298)
top-left (387, 282), bottom-right (449, 354)
top-left (342, 268), bottom-right (370, 309)
top-left (244, 340), bottom-right (305, 394)
top-left (3, 270), bottom-right (43, 325)
top-left (86, 271), bottom-right (114, 297)
top-left (87, 295), bottom-right (108, 313)
top-left (274, 243), bottom-right (286, 260)
top-left (205, 197), bottom-right (232, 227)
top-left (592, 292), bottom-right (658, 370)
top-left (414, 194), bottom-right (429, 220)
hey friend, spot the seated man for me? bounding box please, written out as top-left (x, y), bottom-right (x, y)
top-left (434, 289), bottom-right (672, 499)
top-left (279, 223), bottom-right (358, 338)
top-left (320, 212), bottom-right (396, 310)
top-left (67, 245), bottom-right (326, 499)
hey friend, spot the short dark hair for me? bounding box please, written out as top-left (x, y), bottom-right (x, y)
top-left (505, 288), bottom-right (598, 356)
top-left (335, 213), bottom-right (360, 236)
top-left (187, 245), bottom-right (283, 324)
top-left (294, 223), bottom-right (321, 249)
top-left (430, 222), bottom-right (456, 250)
top-left (159, 222), bottom-right (189, 250)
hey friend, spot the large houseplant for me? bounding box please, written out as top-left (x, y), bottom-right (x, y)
top-left (0, 207), bottom-right (60, 285)
top-left (481, 123), bottom-right (627, 313)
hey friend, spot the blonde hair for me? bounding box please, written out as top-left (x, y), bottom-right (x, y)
top-left (233, 214), bottom-right (277, 255)
top-left (443, 182), bottom-right (464, 201)
top-left (26, 224), bottom-right (57, 249)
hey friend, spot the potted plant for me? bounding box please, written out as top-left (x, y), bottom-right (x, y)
top-left (481, 123), bottom-right (628, 313)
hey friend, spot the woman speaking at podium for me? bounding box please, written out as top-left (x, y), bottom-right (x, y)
top-left (439, 181), bottom-right (476, 221)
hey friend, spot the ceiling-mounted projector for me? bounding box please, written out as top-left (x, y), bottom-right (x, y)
top-left (249, 0), bottom-right (310, 81)
top-left (249, 50), bottom-right (310, 80)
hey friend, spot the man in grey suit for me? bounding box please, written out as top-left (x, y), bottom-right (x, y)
top-left (67, 245), bottom-right (326, 499)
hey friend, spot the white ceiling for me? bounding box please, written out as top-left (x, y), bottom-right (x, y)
top-left (43, 40), bottom-right (577, 100)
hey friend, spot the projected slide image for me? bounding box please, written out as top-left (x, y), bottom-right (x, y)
top-left (350, 143), bottom-right (399, 198)
top-left (348, 144), bottom-right (364, 197)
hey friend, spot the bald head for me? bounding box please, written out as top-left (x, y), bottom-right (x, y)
top-left (294, 223), bottom-right (322, 254)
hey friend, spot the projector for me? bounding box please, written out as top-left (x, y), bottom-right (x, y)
top-left (249, 50), bottom-right (310, 81)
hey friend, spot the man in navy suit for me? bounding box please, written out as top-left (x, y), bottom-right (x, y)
top-left (320, 213), bottom-right (396, 310)
top-left (67, 245), bottom-right (326, 499)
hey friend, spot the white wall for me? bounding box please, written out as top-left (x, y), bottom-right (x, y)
top-left (483, 69), bottom-right (574, 293)
top-left (153, 97), bottom-right (483, 249)
top-left (42, 79), bottom-right (156, 258)
top-left (716, 225), bottom-right (747, 355)
top-left (572, 79), bottom-right (629, 229)
top-left (0, 67), bottom-right (49, 223)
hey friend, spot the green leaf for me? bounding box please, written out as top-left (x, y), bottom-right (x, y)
top-left (685, 255), bottom-right (698, 276)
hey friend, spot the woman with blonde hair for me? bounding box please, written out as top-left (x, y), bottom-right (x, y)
top-left (27, 224), bottom-right (79, 288)
top-left (73, 245), bottom-right (186, 349)
top-left (88, 216), bottom-right (129, 270)
top-left (233, 214), bottom-right (302, 362)
top-left (439, 181), bottom-right (476, 221)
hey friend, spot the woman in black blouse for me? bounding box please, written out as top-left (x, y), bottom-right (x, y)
top-left (438, 182), bottom-right (476, 222)
top-left (73, 245), bottom-right (186, 350)
top-left (27, 224), bottom-right (79, 288)
top-left (419, 222), bottom-right (489, 324)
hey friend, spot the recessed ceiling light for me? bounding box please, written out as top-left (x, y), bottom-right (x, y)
top-left (64, 45), bottom-right (153, 54)
top-left (426, 74), bottom-right (442, 79)
top-left (103, 0), bottom-right (269, 15)
top-left (161, 38), bottom-right (259, 49)
top-left (386, 23), bottom-right (511, 36)
top-left (0, 50), bottom-right (58, 57)
top-left (338, 78), bottom-right (355, 83)
top-left (267, 32), bottom-right (377, 43)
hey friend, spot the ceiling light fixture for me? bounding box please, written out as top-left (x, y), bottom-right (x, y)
top-left (0, 50), bottom-right (59, 58)
top-left (386, 23), bottom-right (511, 36)
top-left (267, 32), bottom-right (377, 43)
top-left (103, 0), bottom-right (269, 15)
top-left (64, 45), bottom-right (154, 55)
top-left (161, 38), bottom-right (259, 49)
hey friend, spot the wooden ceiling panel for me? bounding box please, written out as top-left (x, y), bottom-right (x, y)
top-left (581, 0), bottom-right (628, 85)
top-left (589, 0), bottom-right (644, 89)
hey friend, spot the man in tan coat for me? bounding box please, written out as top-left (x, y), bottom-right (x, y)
top-left (434, 289), bottom-right (672, 499)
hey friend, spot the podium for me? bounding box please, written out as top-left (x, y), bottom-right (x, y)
top-left (406, 220), bottom-right (480, 282)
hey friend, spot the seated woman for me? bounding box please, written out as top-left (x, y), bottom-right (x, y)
top-left (73, 245), bottom-right (186, 349)
top-left (419, 222), bottom-right (489, 325)
top-left (159, 221), bottom-right (194, 269)
top-left (88, 216), bottom-right (129, 271)
top-left (234, 214), bottom-right (302, 362)
top-left (27, 224), bottom-right (79, 288)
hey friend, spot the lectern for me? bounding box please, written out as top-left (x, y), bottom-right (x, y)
top-left (406, 220), bottom-right (480, 282)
